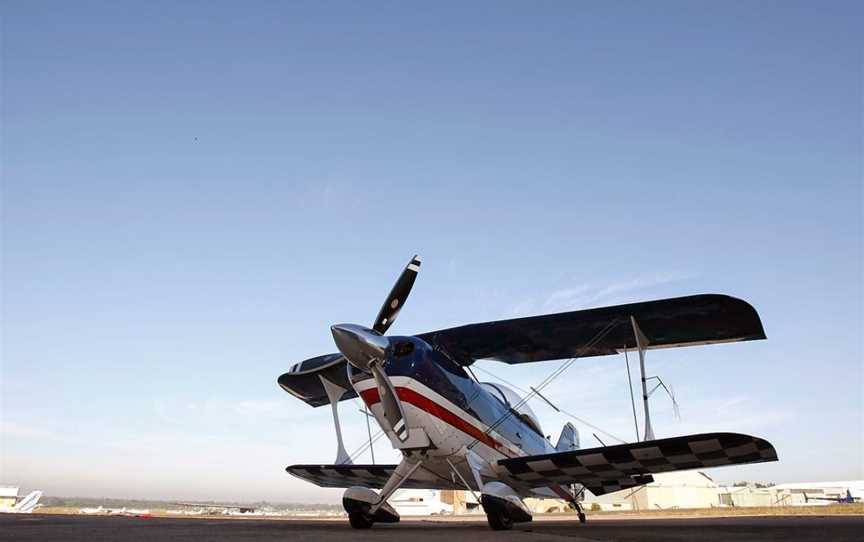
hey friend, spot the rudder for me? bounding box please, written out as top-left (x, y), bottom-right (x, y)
top-left (556, 422), bottom-right (579, 452)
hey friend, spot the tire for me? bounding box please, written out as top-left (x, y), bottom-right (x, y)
top-left (349, 512), bottom-right (374, 529)
top-left (578, 511), bottom-right (586, 524)
top-left (486, 511), bottom-right (513, 531)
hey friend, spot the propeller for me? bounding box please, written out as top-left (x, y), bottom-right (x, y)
top-left (373, 255), bottom-right (421, 334)
top-left (330, 255), bottom-right (421, 442)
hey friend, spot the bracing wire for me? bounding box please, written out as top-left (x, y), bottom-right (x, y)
top-left (364, 404), bottom-right (376, 464)
top-left (472, 364), bottom-right (627, 445)
top-left (344, 317), bottom-right (628, 461)
top-left (347, 398), bottom-right (387, 463)
top-left (466, 317), bottom-right (623, 450)
top-left (551, 404), bottom-right (626, 445)
top-left (471, 365), bottom-right (531, 394)
top-left (348, 427), bottom-right (387, 463)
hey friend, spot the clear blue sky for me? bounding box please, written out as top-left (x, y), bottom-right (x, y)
top-left (1, 1), bottom-right (861, 503)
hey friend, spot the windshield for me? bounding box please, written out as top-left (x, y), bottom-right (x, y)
top-left (480, 382), bottom-right (543, 435)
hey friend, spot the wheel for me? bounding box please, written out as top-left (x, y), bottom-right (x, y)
top-left (349, 512), bottom-right (374, 529)
top-left (486, 511), bottom-right (513, 531)
top-left (577, 511), bottom-right (586, 524)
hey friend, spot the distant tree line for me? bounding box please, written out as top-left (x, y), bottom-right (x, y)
top-left (731, 482), bottom-right (776, 488)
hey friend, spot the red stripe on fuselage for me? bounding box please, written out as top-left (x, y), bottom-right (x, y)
top-left (359, 386), bottom-right (517, 458)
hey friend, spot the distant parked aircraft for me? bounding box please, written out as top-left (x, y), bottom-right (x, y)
top-left (79, 506), bottom-right (151, 518)
top-left (174, 502), bottom-right (258, 515)
top-left (804, 489), bottom-right (859, 504)
top-left (2, 491), bottom-right (42, 514)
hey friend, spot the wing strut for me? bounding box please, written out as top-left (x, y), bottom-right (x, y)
top-left (319, 375), bottom-right (352, 464)
top-left (630, 316), bottom-right (654, 441)
top-left (628, 316), bottom-right (681, 442)
top-left (623, 347), bottom-right (640, 442)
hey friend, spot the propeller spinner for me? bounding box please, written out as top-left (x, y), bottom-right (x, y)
top-left (330, 255), bottom-right (421, 442)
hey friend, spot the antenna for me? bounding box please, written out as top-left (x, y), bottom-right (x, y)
top-left (646, 376), bottom-right (680, 420)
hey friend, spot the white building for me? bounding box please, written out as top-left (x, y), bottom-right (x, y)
top-left (390, 489), bottom-right (453, 516)
top-left (389, 478), bottom-right (863, 517)
top-left (0, 487), bottom-right (19, 510)
top-left (586, 471), bottom-right (721, 511)
top-left (588, 475), bottom-right (864, 510)
top-left (717, 484), bottom-right (777, 507)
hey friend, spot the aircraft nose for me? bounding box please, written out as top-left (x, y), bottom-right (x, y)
top-left (330, 323), bottom-right (390, 371)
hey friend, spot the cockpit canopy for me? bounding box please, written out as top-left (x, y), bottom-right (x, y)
top-left (480, 382), bottom-right (543, 436)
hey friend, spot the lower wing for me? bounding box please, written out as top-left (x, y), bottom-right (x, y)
top-left (498, 432), bottom-right (777, 496)
top-left (286, 464), bottom-right (463, 490)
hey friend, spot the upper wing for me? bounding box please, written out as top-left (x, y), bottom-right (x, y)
top-left (498, 432), bottom-right (778, 496)
top-left (417, 294), bottom-right (765, 364)
top-left (277, 354), bottom-right (355, 407)
top-left (279, 294), bottom-right (765, 405)
top-left (287, 464), bottom-right (462, 490)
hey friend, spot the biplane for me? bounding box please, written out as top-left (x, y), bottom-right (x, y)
top-left (278, 256), bottom-right (777, 530)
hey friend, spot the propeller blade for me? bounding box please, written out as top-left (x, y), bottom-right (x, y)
top-left (370, 362), bottom-right (409, 442)
top-left (328, 255), bottom-right (420, 444)
top-left (372, 255), bottom-right (421, 334)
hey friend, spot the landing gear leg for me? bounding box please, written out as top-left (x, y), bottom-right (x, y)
top-left (570, 485), bottom-right (587, 524)
top-left (567, 498), bottom-right (586, 523)
top-left (575, 501), bottom-right (586, 524)
top-left (342, 456), bottom-right (422, 529)
top-left (369, 457), bottom-right (423, 515)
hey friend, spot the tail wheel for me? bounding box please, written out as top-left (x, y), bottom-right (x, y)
top-left (348, 512), bottom-right (374, 529)
top-left (486, 511), bottom-right (513, 531)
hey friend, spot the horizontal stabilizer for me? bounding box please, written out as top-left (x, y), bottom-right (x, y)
top-left (286, 464), bottom-right (462, 490)
top-left (498, 432), bottom-right (777, 496)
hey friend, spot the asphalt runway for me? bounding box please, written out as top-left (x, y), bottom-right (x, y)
top-left (1, 514), bottom-right (862, 542)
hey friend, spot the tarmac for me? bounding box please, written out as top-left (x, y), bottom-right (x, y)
top-left (1, 514), bottom-right (863, 541)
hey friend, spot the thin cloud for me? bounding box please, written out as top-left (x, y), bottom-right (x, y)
top-left (0, 421), bottom-right (56, 441)
top-left (510, 271), bottom-right (695, 317)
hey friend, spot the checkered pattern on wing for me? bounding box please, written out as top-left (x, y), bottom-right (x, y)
top-left (286, 464), bottom-right (462, 490)
top-left (286, 465), bottom-right (396, 489)
top-left (579, 476), bottom-right (652, 497)
top-left (498, 432), bottom-right (777, 496)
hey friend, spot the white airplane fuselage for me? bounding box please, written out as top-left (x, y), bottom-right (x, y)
top-left (348, 335), bottom-right (562, 498)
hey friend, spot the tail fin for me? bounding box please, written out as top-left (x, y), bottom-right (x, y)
top-left (11, 491), bottom-right (42, 513)
top-left (556, 422), bottom-right (580, 452)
